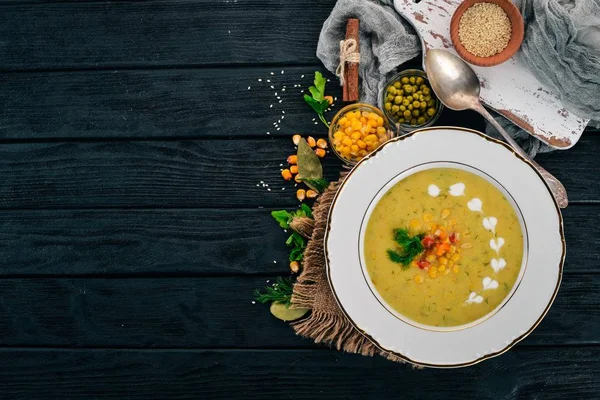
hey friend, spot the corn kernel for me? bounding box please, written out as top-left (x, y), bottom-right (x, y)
top-left (449, 245), bottom-right (456, 254)
top-left (428, 268), bottom-right (437, 278)
top-left (306, 189), bottom-right (318, 199)
top-left (448, 260), bottom-right (454, 267)
top-left (439, 257), bottom-right (448, 265)
top-left (423, 213), bottom-right (433, 222)
top-left (292, 134), bottom-right (302, 145)
top-left (409, 219), bottom-right (421, 230)
top-left (344, 126), bottom-right (353, 134)
top-left (290, 165), bottom-right (299, 174)
top-left (315, 148), bottom-right (326, 158)
top-left (287, 155), bottom-right (297, 165)
top-left (351, 132), bottom-right (361, 140)
top-left (360, 117), bottom-right (367, 124)
top-left (368, 112), bottom-right (378, 120)
top-left (357, 140), bottom-right (367, 149)
top-left (281, 169), bottom-right (292, 181)
top-left (438, 265), bottom-right (446, 272)
top-left (365, 134), bottom-right (378, 143)
top-left (452, 265), bottom-right (459, 274)
top-left (376, 116), bottom-right (384, 126)
top-left (289, 261), bottom-right (300, 273)
top-left (342, 138), bottom-right (353, 147)
top-left (316, 138), bottom-right (328, 149)
top-left (425, 254), bottom-right (436, 262)
top-left (296, 189), bottom-right (306, 201)
top-left (324, 95), bottom-right (333, 105)
top-left (451, 254), bottom-right (460, 262)
top-left (294, 174), bottom-right (303, 183)
top-left (358, 149), bottom-right (368, 157)
top-left (414, 275), bottom-right (424, 284)
top-left (376, 126), bottom-right (387, 135)
top-left (307, 136), bottom-right (316, 147)
top-left (338, 117), bottom-right (348, 126)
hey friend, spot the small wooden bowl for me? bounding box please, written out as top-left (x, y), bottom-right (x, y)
top-left (450, 0), bottom-right (524, 67)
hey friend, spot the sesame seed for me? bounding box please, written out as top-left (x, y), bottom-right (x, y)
top-left (247, 86), bottom-right (251, 90)
top-left (270, 104), bottom-right (273, 108)
top-left (281, 70), bottom-right (284, 74)
top-left (301, 75), bottom-right (305, 78)
top-left (282, 88), bottom-right (286, 92)
top-left (270, 85), bottom-right (275, 89)
top-left (270, 72), bottom-right (275, 75)
top-left (258, 79), bottom-right (262, 82)
top-left (267, 188), bottom-right (271, 191)
top-left (274, 92), bottom-right (278, 96)
top-left (281, 116), bottom-right (285, 119)
top-left (279, 100), bottom-right (283, 103)
top-left (267, 79), bottom-right (271, 83)
top-left (282, 111), bottom-right (285, 114)
top-left (273, 260), bottom-right (277, 263)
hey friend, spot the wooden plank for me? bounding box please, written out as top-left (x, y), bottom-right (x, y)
top-left (0, 205), bottom-right (596, 276)
top-left (0, 65), bottom-right (487, 140)
top-left (0, 347), bottom-right (597, 399)
top-left (0, 276), bottom-right (597, 348)
top-left (0, 0), bottom-right (335, 71)
top-left (0, 136), bottom-right (597, 209)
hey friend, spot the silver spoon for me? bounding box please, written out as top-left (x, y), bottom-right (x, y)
top-left (425, 49), bottom-right (568, 208)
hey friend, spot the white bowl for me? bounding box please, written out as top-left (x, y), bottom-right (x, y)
top-left (325, 126), bottom-right (565, 368)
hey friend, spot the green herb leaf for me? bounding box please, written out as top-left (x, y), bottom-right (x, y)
top-left (303, 71), bottom-right (330, 128)
top-left (302, 178), bottom-right (329, 193)
top-left (299, 204), bottom-right (313, 219)
top-left (386, 228), bottom-right (425, 267)
top-left (289, 247), bottom-right (304, 262)
top-left (254, 277), bottom-right (294, 306)
top-left (271, 210), bottom-right (292, 229)
top-left (297, 138), bottom-right (323, 183)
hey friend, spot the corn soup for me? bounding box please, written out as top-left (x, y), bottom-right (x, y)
top-left (364, 168), bottom-right (524, 327)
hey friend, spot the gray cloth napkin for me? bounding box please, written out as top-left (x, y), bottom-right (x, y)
top-left (317, 0), bottom-right (600, 157)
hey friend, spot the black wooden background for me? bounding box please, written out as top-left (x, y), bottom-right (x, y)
top-left (0, 0), bottom-right (598, 399)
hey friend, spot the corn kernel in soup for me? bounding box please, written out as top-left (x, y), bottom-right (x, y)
top-left (364, 168), bottom-right (524, 327)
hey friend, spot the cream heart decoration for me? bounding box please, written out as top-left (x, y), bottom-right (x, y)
top-left (483, 216), bottom-right (498, 233)
top-left (491, 258), bottom-right (506, 273)
top-left (467, 292), bottom-right (484, 304)
top-left (467, 198), bottom-right (483, 212)
top-left (482, 276), bottom-right (499, 290)
top-left (490, 237), bottom-right (505, 253)
top-left (449, 183), bottom-right (465, 196)
top-left (428, 184), bottom-right (441, 197)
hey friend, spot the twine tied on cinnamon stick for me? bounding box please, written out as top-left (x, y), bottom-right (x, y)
top-left (335, 39), bottom-right (360, 87)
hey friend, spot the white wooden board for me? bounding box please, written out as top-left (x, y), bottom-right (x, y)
top-left (394, 0), bottom-right (589, 149)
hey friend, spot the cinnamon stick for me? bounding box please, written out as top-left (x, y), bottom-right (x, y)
top-left (343, 18), bottom-right (359, 102)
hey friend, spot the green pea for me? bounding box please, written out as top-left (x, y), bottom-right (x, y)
top-left (417, 116), bottom-right (426, 125)
top-left (393, 81), bottom-right (402, 89)
top-left (406, 96), bottom-right (413, 103)
top-left (399, 118), bottom-right (405, 124)
top-left (408, 104), bottom-right (413, 111)
top-left (403, 110), bottom-right (412, 118)
top-left (401, 77), bottom-right (409, 84)
top-left (425, 95), bottom-right (432, 102)
top-left (402, 99), bottom-right (410, 107)
top-left (384, 102), bottom-right (392, 111)
top-left (427, 108), bottom-right (436, 116)
top-left (392, 105), bottom-right (400, 113)
top-left (399, 105), bottom-right (406, 112)
top-left (427, 100), bottom-right (435, 107)
top-left (397, 89), bottom-right (404, 96)
top-left (388, 86), bottom-right (397, 95)
top-left (423, 87), bottom-right (431, 95)
top-left (416, 77), bottom-right (424, 85)
top-left (394, 96), bottom-right (404, 105)
top-left (404, 85), bottom-right (413, 94)
top-left (420, 101), bottom-right (427, 109)
top-left (412, 101), bottom-right (421, 108)
top-left (412, 109), bottom-right (420, 117)
top-left (410, 118), bottom-right (417, 125)
top-left (387, 94), bottom-right (394, 102)
top-left (409, 76), bottom-right (416, 84)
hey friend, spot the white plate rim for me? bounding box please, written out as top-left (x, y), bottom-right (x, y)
top-left (324, 126), bottom-right (565, 368)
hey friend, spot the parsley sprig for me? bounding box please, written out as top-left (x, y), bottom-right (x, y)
top-left (386, 228), bottom-right (425, 269)
top-left (303, 71), bottom-right (330, 128)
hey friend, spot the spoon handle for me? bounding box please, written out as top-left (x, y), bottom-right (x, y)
top-left (475, 105), bottom-right (568, 209)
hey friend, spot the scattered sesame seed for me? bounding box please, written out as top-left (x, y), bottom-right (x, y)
top-left (281, 187), bottom-right (285, 190)
top-left (279, 100), bottom-right (283, 103)
top-left (314, 122), bottom-right (318, 125)
top-left (247, 86), bottom-right (251, 90)
top-left (301, 75), bottom-right (305, 78)
top-left (266, 280), bottom-right (270, 283)
top-left (267, 79), bottom-right (271, 83)
top-left (327, 79), bottom-right (331, 82)
top-left (281, 116), bottom-right (285, 119)
top-left (270, 72), bottom-right (275, 75)
top-left (279, 163), bottom-right (283, 167)
top-left (281, 70), bottom-right (284, 74)
top-left (282, 88), bottom-right (286, 92)
top-left (258, 79), bottom-right (262, 82)
top-left (277, 96), bottom-right (281, 99)
top-left (270, 104), bottom-right (273, 108)
top-left (267, 188), bottom-right (271, 191)
top-left (274, 92), bottom-right (278, 96)
top-left (270, 85), bottom-right (275, 89)
top-left (273, 260), bottom-right (277, 263)
top-left (334, 96), bottom-right (338, 101)
top-left (251, 301), bottom-right (256, 304)
top-left (282, 111), bottom-right (285, 114)
top-left (277, 127), bottom-right (281, 130)
top-left (267, 132), bottom-right (271, 135)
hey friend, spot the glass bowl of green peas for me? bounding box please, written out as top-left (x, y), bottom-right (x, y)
top-left (381, 69), bottom-right (443, 132)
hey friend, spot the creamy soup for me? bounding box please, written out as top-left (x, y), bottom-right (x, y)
top-left (364, 168), bottom-right (524, 327)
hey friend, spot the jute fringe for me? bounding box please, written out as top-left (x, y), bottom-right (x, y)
top-left (290, 175), bottom-right (406, 364)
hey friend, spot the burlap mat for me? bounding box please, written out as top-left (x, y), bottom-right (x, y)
top-left (291, 176), bottom-right (405, 363)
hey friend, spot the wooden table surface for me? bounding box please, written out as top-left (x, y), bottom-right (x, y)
top-left (1, 1), bottom-right (599, 399)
